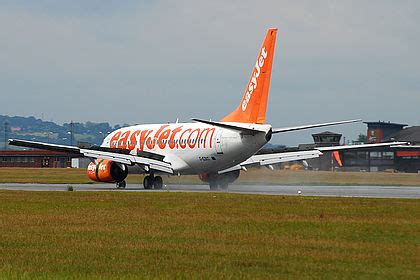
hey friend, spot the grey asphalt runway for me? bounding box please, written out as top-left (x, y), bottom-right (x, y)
top-left (0, 183), bottom-right (419, 198)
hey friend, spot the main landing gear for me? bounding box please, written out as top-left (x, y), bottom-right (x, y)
top-left (207, 170), bottom-right (240, 191)
top-left (209, 180), bottom-right (228, 191)
top-left (143, 174), bottom-right (163, 190)
top-left (115, 175), bottom-right (163, 190)
top-left (116, 180), bottom-right (126, 189)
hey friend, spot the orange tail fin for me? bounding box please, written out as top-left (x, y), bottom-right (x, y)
top-left (221, 28), bottom-right (277, 124)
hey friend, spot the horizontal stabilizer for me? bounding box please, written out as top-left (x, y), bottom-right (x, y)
top-left (273, 119), bottom-right (361, 134)
top-left (192, 118), bottom-right (265, 135)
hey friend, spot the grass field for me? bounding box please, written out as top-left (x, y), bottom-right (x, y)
top-left (1, 167), bottom-right (420, 186)
top-left (0, 191), bottom-right (419, 279)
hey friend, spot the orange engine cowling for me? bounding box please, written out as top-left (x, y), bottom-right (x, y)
top-left (87, 160), bottom-right (128, 183)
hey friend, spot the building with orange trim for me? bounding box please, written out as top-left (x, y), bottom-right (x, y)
top-left (340, 122), bottom-right (420, 172)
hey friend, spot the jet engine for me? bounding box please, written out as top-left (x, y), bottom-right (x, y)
top-left (87, 160), bottom-right (128, 183)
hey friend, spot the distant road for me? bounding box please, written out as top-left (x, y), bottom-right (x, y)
top-left (1, 184), bottom-right (419, 199)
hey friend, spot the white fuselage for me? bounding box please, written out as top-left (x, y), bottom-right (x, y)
top-left (101, 122), bottom-right (272, 175)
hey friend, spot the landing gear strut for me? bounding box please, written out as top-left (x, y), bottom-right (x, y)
top-left (209, 181), bottom-right (218, 191)
top-left (143, 174), bottom-right (163, 189)
top-left (116, 180), bottom-right (126, 189)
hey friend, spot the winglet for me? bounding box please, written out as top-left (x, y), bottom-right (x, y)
top-left (221, 28), bottom-right (278, 124)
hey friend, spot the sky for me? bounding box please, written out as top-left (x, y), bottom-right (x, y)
top-left (0, 0), bottom-right (419, 145)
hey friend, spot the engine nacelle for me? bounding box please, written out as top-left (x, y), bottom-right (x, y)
top-left (87, 160), bottom-right (128, 183)
top-left (199, 170), bottom-right (240, 185)
top-left (198, 173), bottom-right (211, 183)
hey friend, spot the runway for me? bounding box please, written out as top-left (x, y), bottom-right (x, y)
top-left (0, 183), bottom-right (419, 198)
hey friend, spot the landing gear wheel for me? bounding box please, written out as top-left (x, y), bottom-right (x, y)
top-left (153, 176), bottom-right (163, 189)
top-left (116, 180), bottom-right (126, 189)
top-left (143, 176), bottom-right (153, 189)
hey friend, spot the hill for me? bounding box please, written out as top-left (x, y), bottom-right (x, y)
top-left (0, 115), bottom-right (124, 148)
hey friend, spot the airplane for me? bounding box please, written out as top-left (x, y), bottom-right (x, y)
top-left (9, 28), bottom-right (406, 190)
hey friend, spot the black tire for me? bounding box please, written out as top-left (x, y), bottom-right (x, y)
top-left (116, 180), bottom-right (126, 189)
top-left (143, 176), bottom-right (153, 189)
top-left (153, 176), bottom-right (163, 189)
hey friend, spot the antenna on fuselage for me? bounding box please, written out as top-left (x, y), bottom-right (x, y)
top-left (176, 118), bottom-right (179, 124)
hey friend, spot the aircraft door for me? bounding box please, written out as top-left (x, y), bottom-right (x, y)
top-left (215, 130), bottom-right (223, 154)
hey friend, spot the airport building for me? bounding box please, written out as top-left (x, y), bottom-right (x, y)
top-left (305, 131), bottom-right (342, 171)
top-left (339, 122), bottom-right (420, 172)
top-left (266, 121), bottom-right (420, 173)
top-left (0, 150), bottom-right (73, 168)
top-left (304, 122), bottom-right (420, 173)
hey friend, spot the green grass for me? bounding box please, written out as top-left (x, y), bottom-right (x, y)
top-left (1, 168), bottom-right (420, 186)
top-left (0, 168), bottom-right (93, 184)
top-left (0, 191), bottom-right (419, 279)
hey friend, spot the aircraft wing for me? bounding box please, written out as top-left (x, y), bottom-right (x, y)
top-left (316, 141), bottom-right (408, 151)
top-left (219, 150), bottom-right (322, 173)
top-left (371, 144), bottom-right (420, 149)
top-left (272, 119), bottom-right (362, 134)
top-left (8, 139), bottom-right (173, 174)
top-left (218, 141), bottom-right (407, 174)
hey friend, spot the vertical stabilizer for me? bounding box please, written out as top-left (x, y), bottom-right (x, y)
top-left (221, 28), bottom-right (277, 124)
